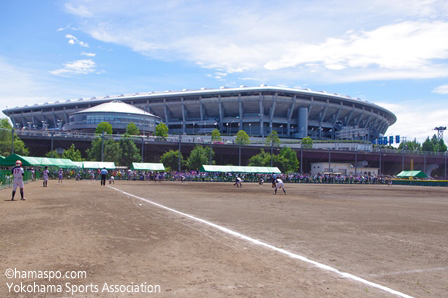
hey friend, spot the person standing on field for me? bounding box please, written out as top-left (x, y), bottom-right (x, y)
top-left (11, 160), bottom-right (25, 201)
top-left (58, 168), bottom-right (63, 183)
top-left (100, 167), bottom-right (108, 186)
top-left (43, 166), bottom-right (49, 187)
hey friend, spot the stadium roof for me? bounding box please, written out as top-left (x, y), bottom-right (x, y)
top-left (72, 100), bottom-right (156, 117)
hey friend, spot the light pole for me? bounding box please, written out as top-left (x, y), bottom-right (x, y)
top-left (192, 121), bottom-right (195, 134)
top-left (280, 125), bottom-right (283, 136)
top-left (226, 123), bottom-right (229, 136)
top-left (101, 131), bottom-right (105, 162)
top-left (249, 123), bottom-right (251, 136)
top-left (11, 127), bottom-right (15, 154)
top-left (178, 135), bottom-right (182, 172)
top-left (50, 132), bottom-right (55, 157)
top-left (270, 139), bottom-right (273, 167)
top-left (141, 136), bottom-right (145, 162)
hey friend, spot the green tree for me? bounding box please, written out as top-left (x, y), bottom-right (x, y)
top-left (186, 145), bottom-right (214, 170)
top-left (45, 150), bottom-right (61, 158)
top-left (437, 138), bottom-right (447, 152)
top-left (160, 150), bottom-right (184, 172)
top-left (155, 123), bottom-right (168, 138)
top-left (248, 149), bottom-right (271, 166)
top-left (95, 122), bottom-right (113, 135)
top-left (126, 122), bottom-right (140, 135)
top-left (301, 136), bottom-right (313, 149)
top-left (235, 130), bottom-right (250, 145)
top-left (211, 129), bottom-right (222, 141)
top-left (265, 131), bottom-right (280, 146)
top-left (0, 118), bottom-right (29, 156)
top-left (398, 138), bottom-right (421, 152)
top-left (278, 147), bottom-right (299, 173)
top-left (118, 133), bottom-right (141, 167)
top-left (422, 136), bottom-right (435, 152)
top-left (86, 137), bottom-right (121, 163)
top-left (61, 144), bottom-right (84, 161)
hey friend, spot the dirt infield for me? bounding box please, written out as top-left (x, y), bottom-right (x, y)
top-left (1, 180), bottom-right (447, 297)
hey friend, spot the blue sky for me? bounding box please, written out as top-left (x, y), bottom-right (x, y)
top-left (1, 0), bottom-right (448, 143)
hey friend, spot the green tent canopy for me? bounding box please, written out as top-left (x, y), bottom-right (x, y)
top-left (396, 171), bottom-right (428, 178)
top-left (131, 163), bottom-right (165, 171)
top-left (60, 159), bottom-right (78, 168)
top-left (31, 157), bottom-right (54, 167)
top-left (0, 154), bottom-right (41, 166)
top-left (200, 165), bottom-right (281, 174)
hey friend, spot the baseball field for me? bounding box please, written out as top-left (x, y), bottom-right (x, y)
top-left (1, 180), bottom-right (447, 297)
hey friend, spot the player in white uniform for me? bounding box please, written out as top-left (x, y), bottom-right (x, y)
top-left (274, 178), bottom-right (286, 195)
top-left (43, 166), bottom-right (49, 187)
top-left (11, 160), bottom-right (25, 201)
top-left (234, 176), bottom-right (242, 188)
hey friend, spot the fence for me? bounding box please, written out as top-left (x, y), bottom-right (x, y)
top-left (0, 170), bottom-right (39, 190)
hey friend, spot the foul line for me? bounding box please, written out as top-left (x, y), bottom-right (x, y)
top-left (108, 186), bottom-right (413, 298)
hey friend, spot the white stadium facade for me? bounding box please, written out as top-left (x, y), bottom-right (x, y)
top-left (3, 85), bottom-right (396, 140)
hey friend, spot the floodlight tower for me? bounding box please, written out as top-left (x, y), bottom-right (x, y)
top-left (434, 126), bottom-right (447, 139)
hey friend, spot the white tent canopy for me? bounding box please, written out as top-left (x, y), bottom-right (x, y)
top-left (131, 163), bottom-right (165, 171)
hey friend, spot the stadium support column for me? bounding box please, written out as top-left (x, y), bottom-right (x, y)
top-left (181, 97), bottom-right (186, 134)
top-left (298, 107), bottom-right (308, 138)
top-left (259, 93), bottom-right (264, 138)
top-left (163, 99), bottom-right (169, 129)
top-left (269, 94), bottom-right (277, 134)
top-left (218, 95), bottom-right (223, 131)
top-left (238, 94), bottom-right (243, 129)
top-left (287, 96), bottom-right (296, 137)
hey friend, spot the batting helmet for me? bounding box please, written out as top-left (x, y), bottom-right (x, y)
top-left (15, 160), bottom-right (22, 166)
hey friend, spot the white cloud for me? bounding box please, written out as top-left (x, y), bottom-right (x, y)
top-left (433, 84), bottom-right (448, 94)
top-left (50, 59), bottom-right (97, 76)
top-left (64, 33), bottom-right (89, 47)
top-left (62, 0), bottom-right (448, 82)
top-left (81, 51), bottom-right (96, 57)
top-left (376, 101), bottom-right (448, 143)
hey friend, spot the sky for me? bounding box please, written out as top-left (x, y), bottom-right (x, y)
top-left (1, 0), bottom-right (448, 144)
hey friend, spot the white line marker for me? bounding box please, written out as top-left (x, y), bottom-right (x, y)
top-left (370, 267), bottom-right (448, 277)
top-left (108, 186), bottom-right (413, 298)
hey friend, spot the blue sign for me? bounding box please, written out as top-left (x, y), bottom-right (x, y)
top-left (389, 136), bottom-right (393, 144)
top-left (395, 135), bottom-right (400, 143)
top-left (383, 137), bottom-right (388, 145)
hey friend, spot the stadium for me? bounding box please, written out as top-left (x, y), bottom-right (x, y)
top-left (3, 85), bottom-right (396, 140)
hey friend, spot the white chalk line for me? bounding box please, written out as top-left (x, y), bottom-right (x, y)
top-left (370, 267), bottom-right (448, 277)
top-left (108, 186), bottom-right (413, 298)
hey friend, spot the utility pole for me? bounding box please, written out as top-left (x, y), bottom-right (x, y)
top-left (141, 137), bottom-right (144, 162)
top-left (101, 131), bottom-right (105, 162)
top-left (178, 135), bottom-right (182, 172)
top-left (11, 128), bottom-right (15, 154)
top-left (209, 142), bottom-right (212, 165)
top-left (239, 143), bottom-right (241, 166)
top-left (50, 132), bottom-right (54, 157)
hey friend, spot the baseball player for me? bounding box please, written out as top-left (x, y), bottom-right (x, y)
top-left (43, 166), bottom-right (49, 187)
top-left (11, 160), bottom-right (25, 201)
top-left (234, 176), bottom-right (242, 188)
top-left (274, 178), bottom-right (286, 195)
